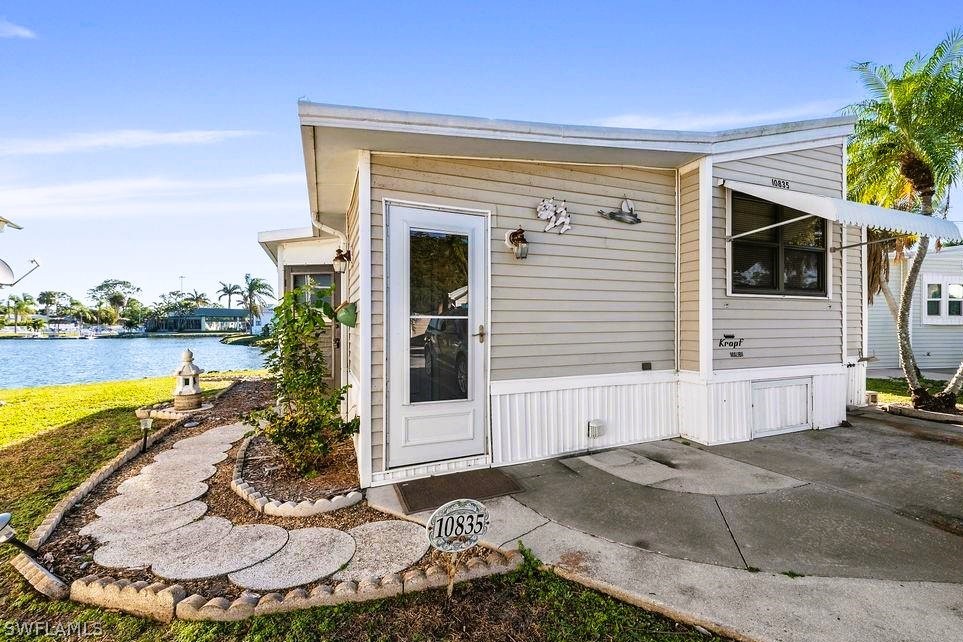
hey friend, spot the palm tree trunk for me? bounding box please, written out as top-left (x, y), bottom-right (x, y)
top-left (899, 197), bottom-right (958, 411)
top-left (880, 280), bottom-right (899, 321)
top-left (897, 239), bottom-right (926, 394)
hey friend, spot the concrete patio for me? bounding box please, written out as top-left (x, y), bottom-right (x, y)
top-left (369, 408), bottom-right (963, 642)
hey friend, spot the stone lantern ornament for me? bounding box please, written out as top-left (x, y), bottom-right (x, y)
top-left (173, 349), bottom-right (204, 411)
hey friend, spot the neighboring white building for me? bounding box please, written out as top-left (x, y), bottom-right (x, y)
top-left (260, 102), bottom-right (962, 488)
top-left (869, 245), bottom-right (963, 369)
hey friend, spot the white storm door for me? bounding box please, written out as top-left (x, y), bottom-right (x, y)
top-left (387, 204), bottom-right (487, 468)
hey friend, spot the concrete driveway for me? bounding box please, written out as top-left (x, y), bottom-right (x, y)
top-left (508, 408), bottom-right (963, 583)
top-left (369, 409), bottom-right (963, 641)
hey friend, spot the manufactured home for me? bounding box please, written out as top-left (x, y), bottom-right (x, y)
top-left (869, 245), bottom-right (963, 369)
top-left (258, 102), bottom-right (962, 488)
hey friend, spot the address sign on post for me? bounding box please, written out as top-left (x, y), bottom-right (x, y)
top-left (425, 498), bottom-right (490, 553)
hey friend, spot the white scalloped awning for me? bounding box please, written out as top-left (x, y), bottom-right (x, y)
top-left (720, 179), bottom-right (963, 241)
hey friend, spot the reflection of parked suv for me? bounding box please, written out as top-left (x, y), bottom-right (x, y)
top-left (424, 316), bottom-right (469, 395)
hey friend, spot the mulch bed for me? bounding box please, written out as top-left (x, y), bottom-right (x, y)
top-left (242, 434), bottom-right (360, 502)
top-left (38, 377), bottom-right (419, 601)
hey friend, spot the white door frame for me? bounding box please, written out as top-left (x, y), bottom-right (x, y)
top-left (384, 199), bottom-right (491, 469)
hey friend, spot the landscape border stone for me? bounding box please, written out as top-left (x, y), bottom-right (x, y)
top-left (229, 436), bottom-right (364, 517)
top-left (883, 403), bottom-right (963, 425)
top-left (8, 414), bottom-right (192, 599)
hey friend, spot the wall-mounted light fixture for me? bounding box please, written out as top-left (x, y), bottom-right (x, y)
top-left (505, 227), bottom-right (529, 259)
top-left (332, 248), bottom-right (352, 274)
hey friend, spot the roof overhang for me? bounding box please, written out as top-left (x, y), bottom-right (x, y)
top-left (257, 226), bottom-right (316, 264)
top-left (720, 179), bottom-right (963, 242)
top-left (298, 101), bottom-right (856, 227)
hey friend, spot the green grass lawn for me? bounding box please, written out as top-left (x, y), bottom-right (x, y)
top-left (866, 376), bottom-right (948, 405)
top-left (0, 376), bottom-right (238, 449)
top-left (0, 375), bottom-right (727, 641)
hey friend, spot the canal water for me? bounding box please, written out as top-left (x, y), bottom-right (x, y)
top-left (0, 336), bottom-right (265, 389)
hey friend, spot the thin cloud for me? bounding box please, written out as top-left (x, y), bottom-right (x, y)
top-left (0, 173), bottom-right (304, 219)
top-left (0, 129), bottom-right (259, 156)
top-left (595, 100), bottom-right (845, 131)
top-left (0, 18), bottom-right (36, 39)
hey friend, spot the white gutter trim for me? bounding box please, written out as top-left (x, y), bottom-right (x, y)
top-left (298, 101), bottom-right (856, 157)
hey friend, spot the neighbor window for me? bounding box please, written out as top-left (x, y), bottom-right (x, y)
top-left (924, 280), bottom-right (963, 322)
top-left (730, 193), bottom-right (827, 296)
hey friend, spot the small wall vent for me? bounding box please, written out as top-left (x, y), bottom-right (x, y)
top-left (587, 419), bottom-right (605, 439)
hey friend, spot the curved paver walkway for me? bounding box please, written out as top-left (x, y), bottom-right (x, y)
top-left (84, 422), bottom-right (427, 592)
top-left (228, 527), bottom-right (356, 590)
top-left (333, 521), bottom-right (429, 582)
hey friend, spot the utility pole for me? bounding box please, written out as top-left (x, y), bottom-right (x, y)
top-left (179, 275), bottom-right (186, 292)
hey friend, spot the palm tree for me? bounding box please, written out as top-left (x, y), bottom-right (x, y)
top-left (67, 299), bottom-right (95, 328)
top-left (107, 292), bottom-right (127, 315)
top-left (6, 294), bottom-right (35, 333)
top-left (242, 274), bottom-right (274, 329)
top-left (37, 291), bottom-right (62, 316)
top-left (186, 289), bottom-right (211, 306)
top-left (217, 282), bottom-right (242, 309)
top-left (846, 31), bottom-right (963, 410)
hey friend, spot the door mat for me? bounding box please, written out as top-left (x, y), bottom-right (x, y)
top-left (394, 468), bottom-right (523, 514)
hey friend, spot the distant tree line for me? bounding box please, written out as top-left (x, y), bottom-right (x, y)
top-left (2, 275), bottom-right (274, 333)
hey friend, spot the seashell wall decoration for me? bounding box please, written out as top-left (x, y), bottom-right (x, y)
top-left (536, 197), bottom-right (572, 234)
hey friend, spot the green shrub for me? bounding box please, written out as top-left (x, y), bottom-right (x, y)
top-left (248, 284), bottom-right (358, 474)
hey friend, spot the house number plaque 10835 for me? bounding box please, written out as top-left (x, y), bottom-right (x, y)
top-left (426, 498), bottom-right (490, 553)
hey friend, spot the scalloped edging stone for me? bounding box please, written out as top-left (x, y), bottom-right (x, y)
top-left (10, 553), bottom-right (69, 600)
top-left (230, 436), bottom-right (364, 517)
top-left (175, 549), bottom-right (522, 621)
top-left (8, 416), bottom-right (192, 598)
top-left (70, 575), bottom-right (187, 622)
top-left (35, 530), bottom-right (520, 621)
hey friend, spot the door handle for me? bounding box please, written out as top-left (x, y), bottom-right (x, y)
top-left (471, 324), bottom-right (486, 344)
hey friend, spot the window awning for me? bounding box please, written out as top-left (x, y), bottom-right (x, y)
top-left (719, 179), bottom-right (963, 241)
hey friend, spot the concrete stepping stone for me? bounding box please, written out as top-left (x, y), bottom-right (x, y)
top-left (173, 435), bottom-right (232, 453)
top-left (95, 481), bottom-right (207, 517)
top-left (136, 460), bottom-right (218, 482)
top-left (117, 473), bottom-right (210, 496)
top-left (332, 520), bottom-right (429, 582)
top-left (228, 527), bottom-right (355, 590)
top-left (188, 423), bottom-right (250, 443)
top-left (152, 449), bottom-right (228, 466)
top-left (152, 523), bottom-right (289, 580)
top-left (80, 501), bottom-right (207, 542)
top-left (93, 517), bottom-right (232, 569)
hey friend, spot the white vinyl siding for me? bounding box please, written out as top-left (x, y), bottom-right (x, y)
top-left (679, 169), bottom-right (700, 371)
top-left (345, 176), bottom-right (362, 418)
top-left (845, 225), bottom-right (864, 358)
top-left (713, 145), bottom-right (845, 370)
top-left (868, 248), bottom-right (963, 370)
top-left (369, 155), bottom-right (677, 473)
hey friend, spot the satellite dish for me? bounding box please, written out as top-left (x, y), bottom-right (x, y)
top-left (0, 259), bottom-right (15, 286)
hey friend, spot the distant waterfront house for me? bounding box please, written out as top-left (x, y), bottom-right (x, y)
top-left (146, 307), bottom-right (249, 333)
top-left (869, 245), bottom-right (963, 369)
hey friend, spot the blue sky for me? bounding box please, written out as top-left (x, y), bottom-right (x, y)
top-left (0, 1), bottom-right (960, 305)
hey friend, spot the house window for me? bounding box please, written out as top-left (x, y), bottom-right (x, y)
top-left (730, 193), bottom-right (827, 296)
top-left (292, 273), bottom-right (333, 303)
top-left (927, 284), bottom-right (943, 316)
top-left (949, 284), bottom-right (963, 316)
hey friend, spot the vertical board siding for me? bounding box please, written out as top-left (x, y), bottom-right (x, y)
top-left (345, 177), bottom-right (361, 420)
top-left (812, 372), bottom-right (848, 427)
top-left (490, 378), bottom-right (678, 464)
top-left (713, 145), bottom-right (845, 370)
top-left (679, 169), bottom-right (700, 371)
top-left (847, 362), bottom-right (867, 407)
top-left (867, 262), bottom-right (901, 367)
top-left (845, 226), bottom-right (864, 358)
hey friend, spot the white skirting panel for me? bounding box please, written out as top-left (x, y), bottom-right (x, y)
top-left (812, 371), bottom-right (849, 428)
top-left (846, 361), bottom-right (867, 407)
top-left (490, 372), bottom-right (678, 466)
top-left (680, 364), bottom-right (851, 445)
